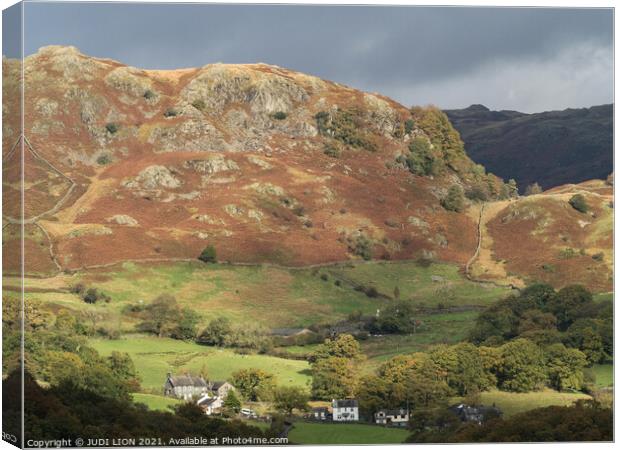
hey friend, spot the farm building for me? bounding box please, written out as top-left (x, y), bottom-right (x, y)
top-left (164, 373), bottom-right (209, 400)
top-left (209, 381), bottom-right (235, 399)
top-left (164, 373), bottom-right (234, 402)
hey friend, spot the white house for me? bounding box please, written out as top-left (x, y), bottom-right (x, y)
top-left (311, 407), bottom-right (330, 421)
top-left (197, 394), bottom-right (223, 415)
top-left (332, 399), bottom-right (359, 422)
top-left (374, 408), bottom-right (410, 427)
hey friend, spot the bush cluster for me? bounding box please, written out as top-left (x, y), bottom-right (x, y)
top-left (315, 109), bottom-right (377, 152)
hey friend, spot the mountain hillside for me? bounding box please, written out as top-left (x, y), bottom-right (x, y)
top-left (1, 47), bottom-right (612, 291)
top-left (445, 104), bottom-right (613, 191)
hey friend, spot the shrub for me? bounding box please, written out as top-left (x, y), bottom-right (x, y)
top-left (369, 301), bottom-right (417, 334)
top-left (292, 206), bottom-right (306, 217)
top-left (569, 194), bottom-right (588, 213)
top-left (198, 245), bottom-right (217, 263)
top-left (191, 99), bottom-right (206, 111)
top-left (465, 184), bottom-right (489, 202)
top-left (525, 183), bottom-right (543, 196)
top-left (96, 154), bottom-right (111, 165)
top-left (105, 123), bottom-right (119, 134)
top-left (96, 326), bottom-right (121, 340)
top-left (143, 89), bottom-right (155, 100)
top-left (441, 185), bottom-right (465, 212)
top-left (320, 273), bottom-right (329, 282)
top-left (559, 248), bottom-right (577, 259)
top-left (82, 288), bottom-right (110, 304)
top-left (365, 286), bottom-right (379, 298)
top-left (83, 288), bottom-right (99, 304)
top-left (323, 144), bottom-right (341, 158)
top-left (350, 234), bottom-right (373, 260)
top-left (315, 109), bottom-right (377, 152)
top-left (416, 256), bottom-right (434, 268)
top-left (163, 108), bottom-right (178, 118)
top-left (271, 111), bottom-right (287, 120)
top-left (404, 118), bottom-right (415, 135)
top-left (70, 283), bottom-right (86, 296)
top-left (406, 137), bottom-right (438, 176)
top-left (592, 252), bottom-right (604, 262)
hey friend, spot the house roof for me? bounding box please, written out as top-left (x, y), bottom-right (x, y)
top-left (167, 374), bottom-right (208, 388)
top-left (210, 381), bottom-right (229, 390)
top-left (198, 397), bottom-right (219, 406)
top-left (333, 399), bottom-right (358, 408)
top-left (312, 407), bottom-right (329, 413)
top-left (449, 404), bottom-right (501, 420)
top-left (376, 409), bottom-right (409, 417)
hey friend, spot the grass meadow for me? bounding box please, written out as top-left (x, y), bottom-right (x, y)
top-left (132, 393), bottom-right (182, 411)
top-left (288, 422), bottom-right (409, 444)
top-left (90, 337), bottom-right (311, 393)
top-left (474, 389), bottom-right (592, 417)
top-left (589, 364), bottom-right (613, 388)
top-left (18, 260), bottom-right (510, 332)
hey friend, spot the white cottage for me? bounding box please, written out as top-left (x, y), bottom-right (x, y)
top-left (197, 394), bottom-right (224, 415)
top-left (332, 399), bottom-right (359, 422)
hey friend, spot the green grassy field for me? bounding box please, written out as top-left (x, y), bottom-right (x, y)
top-left (132, 393), bottom-right (182, 411)
top-left (273, 309), bottom-right (482, 373)
top-left (360, 310), bottom-right (480, 372)
top-left (288, 422), bottom-right (409, 444)
top-left (325, 262), bottom-right (508, 308)
top-left (90, 337), bottom-right (311, 393)
top-left (21, 260), bottom-right (509, 331)
top-left (474, 389), bottom-right (592, 417)
top-left (589, 364), bottom-right (613, 388)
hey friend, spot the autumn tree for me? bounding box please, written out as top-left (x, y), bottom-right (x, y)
top-left (496, 338), bottom-right (547, 392)
top-left (231, 368), bottom-right (276, 401)
top-left (197, 317), bottom-right (232, 346)
top-left (272, 386), bottom-right (309, 415)
top-left (137, 294), bottom-right (198, 339)
top-left (311, 357), bottom-right (358, 400)
top-left (310, 334), bottom-right (363, 363)
top-left (525, 182), bottom-right (543, 196)
top-left (545, 343), bottom-right (587, 391)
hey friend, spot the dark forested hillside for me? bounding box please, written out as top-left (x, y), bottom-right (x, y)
top-left (445, 104), bottom-right (613, 191)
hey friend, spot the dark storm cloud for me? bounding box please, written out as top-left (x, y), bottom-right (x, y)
top-left (17, 3), bottom-right (614, 112)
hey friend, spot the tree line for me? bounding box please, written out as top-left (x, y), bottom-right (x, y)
top-left (469, 283), bottom-right (612, 365)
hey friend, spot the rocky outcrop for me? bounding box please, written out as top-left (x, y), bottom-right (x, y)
top-left (106, 215), bottom-right (139, 226)
top-left (148, 120), bottom-right (228, 153)
top-left (123, 165), bottom-right (181, 190)
top-left (180, 64), bottom-right (309, 115)
top-left (183, 156), bottom-right (239, 174)
top-left (105, 66), bottom-right (159, 104)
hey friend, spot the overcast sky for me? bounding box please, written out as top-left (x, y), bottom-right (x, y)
top-left (8, 3), bottom-right (615, 112)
